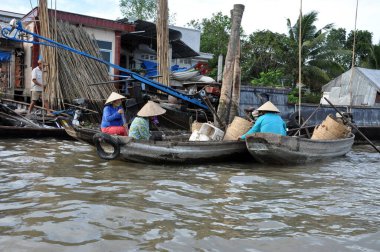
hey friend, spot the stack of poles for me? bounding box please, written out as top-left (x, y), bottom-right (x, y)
top-left (37, 1), bottom-right (117, 121)
top-left (38, 0), bottom-right (59, 112)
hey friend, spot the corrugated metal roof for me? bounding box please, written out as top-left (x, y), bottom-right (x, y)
top-left (357, 67), bottom-right (380, 90)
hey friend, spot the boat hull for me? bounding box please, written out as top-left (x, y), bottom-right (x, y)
top-left (57, 118), bottom-right (99, 145)
top-left (95, 133), bottom-right (250, 164)
top-left (0, 125), bottom-right (71, 139)
top-left (246, 133), bottom-right (355, 165)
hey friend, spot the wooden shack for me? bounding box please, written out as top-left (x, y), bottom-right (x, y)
top-left (321, 67), bottom-right (380, 107)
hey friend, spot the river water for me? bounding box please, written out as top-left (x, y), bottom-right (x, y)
top-left (0, 138), bottom-right (379, 252)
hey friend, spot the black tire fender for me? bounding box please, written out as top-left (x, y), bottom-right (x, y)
top-left (93, 133), bottom-right (120, 160)
top-left (288, 111), bottom-right (305, 128)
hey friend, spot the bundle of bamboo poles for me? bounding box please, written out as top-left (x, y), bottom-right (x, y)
top-left (37, 0), bottom-right (117, 121)
top-left (38, 0), bottom-right (60, 110)
top-left (50, 21), bottom-right (117, 117)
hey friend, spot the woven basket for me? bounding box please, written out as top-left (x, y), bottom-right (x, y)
top-left (223, 116), bottom-right (252, 141)
top-left (311, 114), bottom-right (351, 140)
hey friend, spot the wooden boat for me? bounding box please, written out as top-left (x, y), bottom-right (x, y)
top-left (56, 117), bottom-right (99, 145)
top-left (245, 133), bottom-right (355, 165)
top-left (0, 101), bottom-right (71, 139)
top-left (92, 132), bottom-right (250, 164)
top-left (0, 125), bottom-right (71, 139)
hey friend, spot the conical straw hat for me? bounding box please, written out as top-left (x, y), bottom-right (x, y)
top-left (257, 101), bottom-right (280, 113)
top-left (105, 92), bottom-right (126, 104)
top-left (137, 101), bottom-right (166, 117)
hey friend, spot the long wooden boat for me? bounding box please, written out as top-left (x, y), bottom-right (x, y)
top-left (0, 101), bottom-right (70, 139)
top-left (92, 132), bottom-right (250, 164)
top-left (56, 117), bottom-right (99, 145)
top-left (0, 125), bottom-right (71, 139)
top-left (245, 133), bottom-right (355, 165)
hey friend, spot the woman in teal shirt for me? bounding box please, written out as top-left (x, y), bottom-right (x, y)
top-left (240, 101), bottom-right (286, 140)
top-left (129, 101), bottom-right (166, 140)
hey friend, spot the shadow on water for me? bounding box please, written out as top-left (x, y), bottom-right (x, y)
top-left (0, 138), bottom-right (379, 251)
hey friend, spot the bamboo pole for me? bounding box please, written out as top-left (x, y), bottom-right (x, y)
top-left (156, 0), bottom-right (170, 86)
top-left (298, 0), bottom-right (302, 131)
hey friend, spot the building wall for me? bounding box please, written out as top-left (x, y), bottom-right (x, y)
top-left (23, 23), bottom-right (34, 95)
top-left (169, 25), bottom-right (200, 52)
top-left (83, 26), bottom-right (116, 76)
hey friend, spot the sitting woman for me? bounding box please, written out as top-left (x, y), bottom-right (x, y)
top-left (240, 101), bottom-right (286, 140)
top-left (101, 92), bottom-right (128, 136)
top-left (129, 101), bottom-right (166, 140)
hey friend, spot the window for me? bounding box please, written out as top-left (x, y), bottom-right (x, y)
top-left (376, 92), bottom-right (380, 104)
top-left (96, 40), bottom-right (112, 72)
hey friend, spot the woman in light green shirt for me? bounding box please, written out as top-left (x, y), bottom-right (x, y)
top-left (129, 101), bottom-right (166, 140)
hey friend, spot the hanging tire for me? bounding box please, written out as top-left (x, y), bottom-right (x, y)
top-left (288, 111), bottom-right (305, 128)
top-left (93, 133), bottom-right (120, 160)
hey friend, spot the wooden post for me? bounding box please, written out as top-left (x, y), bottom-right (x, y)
top-left (156, 0), bottom-right (170, 86)
top-left (229, 38), bottom-right (241, 123)
top-left (216, 4), bottom-right (244, 127)
top-left (217, 54), bottom-right (223, 82)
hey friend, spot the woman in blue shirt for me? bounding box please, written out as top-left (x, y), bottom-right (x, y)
top-left (101, 92), bottom-right (128, 136)
top-left (240, 101), bottom-right (286, 139)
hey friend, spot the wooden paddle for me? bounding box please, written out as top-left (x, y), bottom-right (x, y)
top-left (324, 97), bottom-right (380, 154)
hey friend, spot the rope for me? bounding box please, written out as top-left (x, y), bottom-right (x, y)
top-left (160, 114), bottom-right (189, 130)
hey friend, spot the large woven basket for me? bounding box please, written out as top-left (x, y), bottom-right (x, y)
top-left (223, 116), bottom-right (252, 141)
top-left (311, 114), bottom-right (351, 140)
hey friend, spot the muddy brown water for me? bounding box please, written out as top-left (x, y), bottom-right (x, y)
top-left (0, 138), bottom-right (379, 251)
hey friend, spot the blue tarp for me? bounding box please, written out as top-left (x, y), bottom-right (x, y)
top-left (0, 51), bottom-right (11, 62)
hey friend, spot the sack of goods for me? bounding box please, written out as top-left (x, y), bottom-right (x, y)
top-left (189, 123), bottom-right (224, 141)
top-left (311, 114), bottom-right (351, 140)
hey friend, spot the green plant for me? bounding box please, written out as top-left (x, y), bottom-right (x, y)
top-left (250, 69), bottom-right (284, 87)
top-left (287, 88), bottom-right (321, 104)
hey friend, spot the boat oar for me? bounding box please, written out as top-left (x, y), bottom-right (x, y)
top-left (121, 110), bottom-right (129, 135)
top-left (324, 97), bottom-right (380, 154)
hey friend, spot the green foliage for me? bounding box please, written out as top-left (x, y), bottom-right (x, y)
top-left (241, 30), bottom-right (291, 82)
top-left (187, 12), bottom-right (234, 79)
top-left (287, 89), bottom-right (321, 104)
top-left (287, 89), bottom-right (299, 103)
top-left (119, 0), bottom-right (157, 21)
top-left (250, 70), bottom-right (287, 87)
top-left (367, 44), bottom-right (380, 69)
top-left (119, 0), bottom-right (176, 23)
top-left (187, 12), bottom-right (232, 58)
top-left (303, 92), bottom-right (322, 103)
top-left (346, 30), bottom-right (373, 63)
